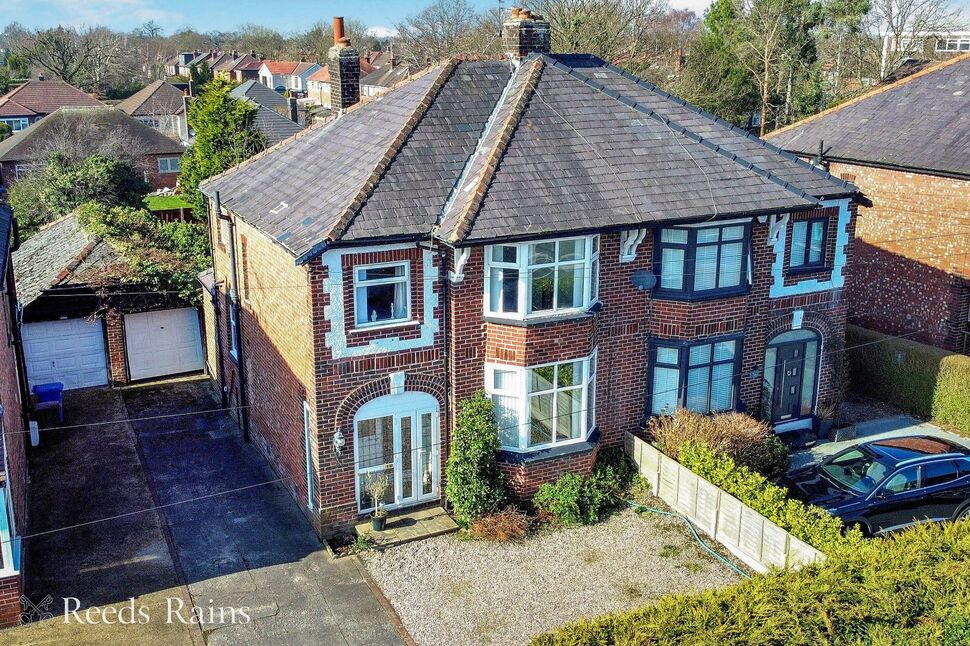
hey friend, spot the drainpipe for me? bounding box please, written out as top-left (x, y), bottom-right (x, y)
top-left (436, 242), bottom-right (452, 490)
top-left (4, 212), bottom-right (28, 430)
top-left (215, 191), bottom-right (250, 442)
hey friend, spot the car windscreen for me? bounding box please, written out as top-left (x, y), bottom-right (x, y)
top-left (820, 448), bottom-right (895, 495)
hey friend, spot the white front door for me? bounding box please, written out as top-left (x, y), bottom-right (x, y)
top-left (354, 392), bottom-right (439, 513)
top-left (22, 318), bottom-right (109, 390)
top-left (124, 308), bottom-right (204, 381)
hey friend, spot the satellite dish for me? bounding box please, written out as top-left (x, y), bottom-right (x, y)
top-left (631, 270), bottom-right (657, 291)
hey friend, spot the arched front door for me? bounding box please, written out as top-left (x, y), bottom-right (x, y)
top-left (353, 392), bottom-right (440, 513)
top-left (763, 329), bottom-right (822, 424)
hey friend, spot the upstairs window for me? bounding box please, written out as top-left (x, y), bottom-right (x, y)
top-left (655, 223), bottom-right (750, 299)
top-left (790, 218), bottom-right (827, 271)
top-left (353, 261), bottom-right (411, 328)
top-left (485, 236), bottom-right (599, 319)
top-left (158, 157), bottom-right (181, 173)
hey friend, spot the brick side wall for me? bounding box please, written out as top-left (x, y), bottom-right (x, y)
top-left (830, 162), bottom-right (970, 351)
top-left (201, 290), bottom-right (219, 381)
top-left (144, 154), bottom-right (181, 191)
top-left (0, 573), bottom-right (22, 628)
top-left (104, 308), bottom-right (128, 385)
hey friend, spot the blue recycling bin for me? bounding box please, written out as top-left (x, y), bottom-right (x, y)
top-left (33, 382), bottom-right (65, 423)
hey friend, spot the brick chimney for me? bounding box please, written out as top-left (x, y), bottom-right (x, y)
top-left (328, 16), bottom-right (360, 113)
top-left (502, 7), bottom-right (551, 60)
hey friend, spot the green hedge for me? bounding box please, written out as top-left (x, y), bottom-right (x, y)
top-left (530, 520), bottom-right (970, 645)
top-left (678, 442), bottom-right (863, 555)
top-left (846, 325), bottom-right (970, 434)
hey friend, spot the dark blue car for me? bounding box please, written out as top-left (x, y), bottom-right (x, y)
top-left (784, 436), bottom-right (970, 536)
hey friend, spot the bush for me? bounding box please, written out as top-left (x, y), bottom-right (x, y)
top-left (532, 448), bottom-right (638, 526)
top-left (531, 520), bottom-right (970, 645)
top-left (445, 392), bottom-right (509, 524)
top-left (649, 409), bottom-right (789, 478)
top-left (847, 325), bottom-right (970, 434)
top-left (471, 507), bottom-right (529, 542)
top-left (678, 442), bottom-right (862, 554)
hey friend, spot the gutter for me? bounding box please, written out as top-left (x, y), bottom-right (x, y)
top-left (216, 191), bottom-right (250, 443)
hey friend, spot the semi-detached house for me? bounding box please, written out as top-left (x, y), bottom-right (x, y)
top-left (201, 11), bottom-right (866, 536)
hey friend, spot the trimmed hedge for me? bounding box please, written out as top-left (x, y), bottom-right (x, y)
top-left (846, 325), bottom-right (970, 434)
top-left (678, 442), bottom-right (864, 554)
top-left (530, 520), bottom-right (970, 645)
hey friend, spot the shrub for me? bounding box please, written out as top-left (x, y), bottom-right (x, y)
top-left (532, 448), bottom-right (638, 526)
top-left (531, 520), bottom-right (970, 645)
top-left (847, 325), bottom-right (970, 434)
top-left (471, 507), bottom-right (529, 542)
top-left (445, 391), bottom-right (509, 524)
top-left (678, 442), bottom-right (862, 555)
top-left (649, 409), bottom-right (789, 478)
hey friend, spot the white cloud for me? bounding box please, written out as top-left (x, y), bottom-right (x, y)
top-left (668, 0), bottom-right (712, 16)
top-left (28, 0), bottom-right (185, 30)
top-left (366, 25), bottom-right (398, 39)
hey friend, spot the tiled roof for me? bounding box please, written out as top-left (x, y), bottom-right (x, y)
top-left (203, 54), bottom-right (856, 261)
top-left (13, 214), bottom-right (122, 306)
top-left (0, 99), bottom-right (35, 118)
top-left (230, 80), bottom-right (288, 112)
top-left (767, 53), bottom-right (970, 178)
top-left (262, 61), bottom-right (299, 75)
top-left (361, 63), bottom-right (411, 89)
top-left (0, 106), bottom-right (185, 163)
top-left (253, 105), bottom-right (303, 146)
top-left (0, 80), bottom-right (102, 117)
top-left (308, 58), bottom-right (377, 84)
top-left (116, 80), bottom-right (186, 117)
top-left (293, 62), bottom-right (320, 77)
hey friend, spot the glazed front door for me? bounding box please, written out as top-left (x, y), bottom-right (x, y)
top-left (772, 343), bottom-right (804, 422)
top-left (355, 407), bottom-right (439, 512)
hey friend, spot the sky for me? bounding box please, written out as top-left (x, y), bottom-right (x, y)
top-left (2, 0), bottom-right (715, 35)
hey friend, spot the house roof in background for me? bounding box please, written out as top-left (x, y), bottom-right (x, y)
top-left (0, 80), bottom-right (102, 117)
top-left (293, 62), bottom-right (319, 77)
top-left (261, 61), bottom-right (299, 75)
top-left (0, 106), bottom-right (185, 163)
top-left (116, 80), bottom-right (186, 117)
top-left (767, 53), bottom-right (970, 178)
top-left (224, 54), bottom-right (260, 73)
top-left (361, 62), bottom-right (412, 89)
top-left (203, 54), bottom-right (856, 261)
top-left (13, 213), bottom-right (122, 306)
top-left (230, 80), bottom-right (288, 112)
top-left (308, 58), bottom-right (377, 84)
top-left (253, 105), bottom-right (303, 146)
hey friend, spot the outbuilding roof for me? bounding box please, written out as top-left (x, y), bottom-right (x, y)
top-left (116, 80), bottom-right (186, 117)
top-left (767, 53), bottom-right (970, 179)
top-left (203, 54), bottom-right (857, 263)
top-left (0, 80), bottom-right (102, 117)
top-left (231, 80), bottom-right (288, 112)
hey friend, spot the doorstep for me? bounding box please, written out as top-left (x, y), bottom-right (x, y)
top-left (355, 506), bottom-right (458, 548)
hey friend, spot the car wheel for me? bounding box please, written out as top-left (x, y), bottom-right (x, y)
top-left (844, 521), bottom-right (870, 538)
top-left (956, 506), bottom-right (970, 522)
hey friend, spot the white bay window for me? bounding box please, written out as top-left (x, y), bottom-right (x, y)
top-left (485, 350), bottom-right (597, 452)
top-left (485, 236), bottom-right (599, 319)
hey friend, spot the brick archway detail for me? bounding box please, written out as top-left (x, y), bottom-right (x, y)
top-left (334, 371), bottom-right (446, 429)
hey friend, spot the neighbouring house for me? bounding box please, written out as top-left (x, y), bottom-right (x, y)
top-left (13, 213), bottom-right (206, 390)
top-left (307, 51), bottom-right (413, 105)
top-left (290, 62), bottom-right (322, 97)
top-left (767, 53), bottom-right (970, 354)
top-left (230, 81), bottom-right (303, 144)
top-left (165, 51), bottom-right (198, 77)
top-left (231, 58), bottom-right (264, 83)
top-left (116, 80), bottom-right (189, 142)
top-left (0, 79), bottom-right (103, 134)
top-left (258, 61), bottom-right (300, 92)
top-left (200, 12), bottom-right (864, 537)
top-left (0, 193), bottom-right (28, 628)
top-left (214, 51), bottom-right (260, 81)
top-left (881, 30), bottom-right (970, 77)
top-left (0, 106), bottom-right (186, 190)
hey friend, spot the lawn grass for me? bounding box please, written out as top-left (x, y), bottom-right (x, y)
top-left (145, 195), bottom-right (193, 211)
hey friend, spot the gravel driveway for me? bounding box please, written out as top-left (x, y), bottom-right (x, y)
top-left (363, 508), bottom-right (742, 645)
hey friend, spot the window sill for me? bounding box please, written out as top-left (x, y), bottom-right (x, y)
top-left (484, 307), bottom-right (598, 327)
top-left (785, 265), bottom-right (831, 277)
top-left (349, 319), bottom-right (417, 333)
top-left (498, 428), bottom-right (600, 465)
top-left (651, 287), bottom-right (751, 303)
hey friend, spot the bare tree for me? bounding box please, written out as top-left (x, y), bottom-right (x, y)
top-left (10, 26), bottom-right (98, 84)
top-left (869, 0), bottom-right (965, 78)
top-left (34, 111), bottom-right (146, 167)
top-left (394, 0), bottom-right (497, 63)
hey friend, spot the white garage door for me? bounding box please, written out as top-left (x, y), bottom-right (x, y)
top-left (22, 318), bottom-right (110, 390)
top-left (125, 308), bottom-right (204, 381)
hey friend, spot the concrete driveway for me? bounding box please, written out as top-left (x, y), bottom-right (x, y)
top-left (10, 378), bottom-right (404, 645)
top-left (789, 415), bottom-right (970, 470)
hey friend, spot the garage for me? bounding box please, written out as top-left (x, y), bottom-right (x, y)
top-left (124, 308), bottom-right (204, 381)
top-left (22, 318), bottom-right (110, 390)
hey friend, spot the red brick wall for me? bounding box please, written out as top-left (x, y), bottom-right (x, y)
top-left (0, 573), bottom-right (22, 628)
top-left (144, 154), bottom-right (181, 191)
top-left (830, 162), bottom-right (970, 351)
top-left (104, 308), bottom-right (128, 385)
top-left (500, 448), bottom-right (600, 498)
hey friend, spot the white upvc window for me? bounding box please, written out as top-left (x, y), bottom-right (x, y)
top-left (0, 118), bottom-right (29, 132)
top-left (484, 235), bottom-right (599, 319)
top-left (158, 156), bottom-right (181, 173)
top-left (485, 349), bottom-right (597, 452)
top-left (353, 261), bottom-right (411, 328)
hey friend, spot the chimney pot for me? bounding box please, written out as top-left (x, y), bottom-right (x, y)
top-left (333, 16), bottom-right (346, 45)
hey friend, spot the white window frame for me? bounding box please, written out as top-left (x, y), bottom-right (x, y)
top-left (14, 163), bottom-right (42, 180)
top-left (484, 348), bottom-right (597, 452)
top-left (936, 37), bottom-right (970, 52)
top-left (228, 304), bottom-right (239, 362)
top-left (157, 156), bottom-right (181, 173)
top-left (352, 260), bottom-right (412, 329)
top-left (0, 118), bottom-right (29, 132)
top-left (0, 414), bottom-right (20, 577)
top-left (484, 235), bottom-right (600, 320)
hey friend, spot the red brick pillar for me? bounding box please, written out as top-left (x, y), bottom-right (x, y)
top-left (0, 573), bottom-right (22, 628)
top-left (105, 309), bottom-right (128, 385)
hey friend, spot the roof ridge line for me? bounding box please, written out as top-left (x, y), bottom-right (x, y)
top-left (593, 60), bottom-right (853, 192)
top-left (549, 57), bottom-right (827, 204)
top-left (321, 58), bottom-right (463, 247)
top-left (769, 51), bottom-right (970, 139)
